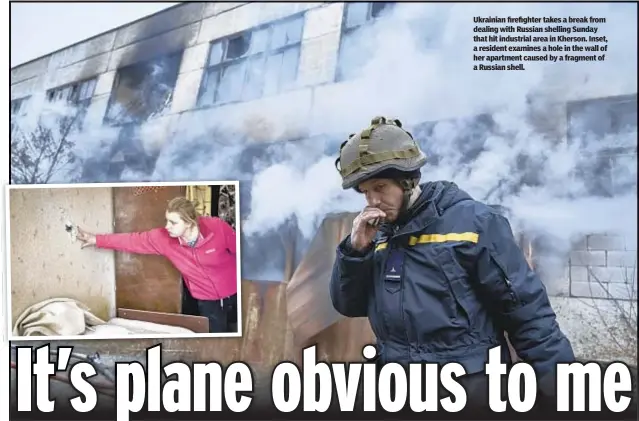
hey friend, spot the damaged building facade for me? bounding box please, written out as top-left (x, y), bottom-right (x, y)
top-left (10, 2), bottom-right (637, 364)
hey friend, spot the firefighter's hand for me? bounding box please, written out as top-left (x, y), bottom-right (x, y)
top-left (350, 206), bottom-right (386, 252)
top-left (77, 227), bottom-right (97, 249)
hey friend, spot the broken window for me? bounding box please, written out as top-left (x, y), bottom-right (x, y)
top-left (11, 97), bottom-right (28, 116)
top-left (197, 14), bottom-right (305, 107)
top-left (44, 78), bottom-right (97, 129)
top-left (10, 97), bottom-right (30, 137)
top-left (336, 2), bottom-right (442, 82)
top-left (46, 78), bottom-right (96, 107)
top-left (104, 52), bottom-right (182, 125)
top-left (336, 2), bottom-right (396, 82)
top-left (568, 94), bottom-right (637, 197)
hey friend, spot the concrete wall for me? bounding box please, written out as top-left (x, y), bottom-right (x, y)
top-left (11, 3), bottom-right (626, 134)
top-left (8, 187), bottom-right (116, 325)
top-left (569, 234), bottom-right (636, 300)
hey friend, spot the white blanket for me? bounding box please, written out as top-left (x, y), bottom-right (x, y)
top-left (13, 298), bottom-right (194, 337)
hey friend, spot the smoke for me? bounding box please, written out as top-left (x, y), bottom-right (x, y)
top-left (12, 2), bottom-right (637, 281)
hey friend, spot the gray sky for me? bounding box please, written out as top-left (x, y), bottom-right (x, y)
top-left (10, 2), bottom-right (180, 67)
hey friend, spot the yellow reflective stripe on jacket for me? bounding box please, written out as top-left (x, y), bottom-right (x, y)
top-left (375, 242), bottom-right (388, 251)
top-left (408, 232), bottom-right (479, 246)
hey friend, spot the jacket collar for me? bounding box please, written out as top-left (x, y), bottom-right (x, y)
top-left (177, 217), bottom-right (211, 248)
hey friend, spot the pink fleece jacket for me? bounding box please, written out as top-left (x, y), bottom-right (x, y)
top-left (95, 216), bottom-right (237, 301)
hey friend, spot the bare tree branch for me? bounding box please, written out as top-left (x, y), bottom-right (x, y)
top-left (11, 110), bottom-right (83, 185)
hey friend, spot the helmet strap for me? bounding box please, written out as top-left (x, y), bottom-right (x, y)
top-left (396, 178), bottom-right (419, 225)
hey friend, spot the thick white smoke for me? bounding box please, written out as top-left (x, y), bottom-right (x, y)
top-left (237, 2), bottom-right (637, 251)
top-left (11, 2), bottom-right (637, 280)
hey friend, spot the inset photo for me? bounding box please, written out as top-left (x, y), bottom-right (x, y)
top-left (6, 181), bottom-right (242, 340)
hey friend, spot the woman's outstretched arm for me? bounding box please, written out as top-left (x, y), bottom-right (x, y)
top-left (77, 226), bottom-right (165, 255)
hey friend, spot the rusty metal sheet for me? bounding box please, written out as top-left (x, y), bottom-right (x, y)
top-left (113, 186), bottom-right (185, 314)
top-left (286, 212), bottom-right (358, 347)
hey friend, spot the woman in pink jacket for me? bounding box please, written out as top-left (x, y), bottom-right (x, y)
top-left (76, 197), bottom-right (238, 334)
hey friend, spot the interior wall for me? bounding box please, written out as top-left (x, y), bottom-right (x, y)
top-left (9, 187), bottom-right (116, 325)
top-left (112, 185), bottom-right (185, 314)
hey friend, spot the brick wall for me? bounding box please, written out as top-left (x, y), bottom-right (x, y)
top-left (569, 234), bottom-right (637, 301)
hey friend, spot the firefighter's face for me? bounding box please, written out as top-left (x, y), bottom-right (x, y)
top-left (358, 178), bottom-right (404, 223)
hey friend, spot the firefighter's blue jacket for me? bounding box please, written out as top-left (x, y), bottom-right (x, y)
top-left (330, 180), bottom-right (575, 381)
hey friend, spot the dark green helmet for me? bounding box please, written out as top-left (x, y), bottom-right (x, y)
top-left (335, 116), bottom-right (428, 190)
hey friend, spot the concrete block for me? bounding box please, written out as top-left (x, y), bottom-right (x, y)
top-left (569, 250), bottom-right (606, 267)
top-left (569, 266), bottom-right (588, 283)
top-left (571, 281), bottom-right (609, 299)
top-left (607, 283), bottom-right (637, 301)
top-left (587, 234), bottom-right (626, 251)
top-left (10, 77), bottom-right (39, 100)
top-left (571, 235), bottom-right (588, 251)
top-left (84, 95), bottom-right (110, 128)
top-left (257, 3), bottom-right (319, 27)
top-left (198, 4), bottom-right (261, 43)
top-left (607, 251), bottom-right (637, 268)
top-left (170, 68), bottom-right (205, 114)
top-left (93, 71), bottom-right (116, 97)
top-left (46, 52), bottom-right (110, 89)
top-left (297, 31), bottom-right (341, 87)
top-left (178, 43), bottom-right (210, 74)
top-left (108, 23), bottom-right (199, 71)
top-left (48, 32), bottom-right (116, 70)
top-left (113, 3), bottom-right (204, 50)
top-left (542, 266), bottom-right (571, 297)
top-left (203, 2), bottom-right (247, 18)
top-left (11, 56), bottom-right (50, 84)
top-left (589, 266), bottom-right (633, 284)
top-left (303, 3), bottom-right (344, 40)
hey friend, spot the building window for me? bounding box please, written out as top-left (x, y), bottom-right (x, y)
top-left (10, 97), bottom-right (30, 137)
top-left (336, 2), bottom-right (395, 82)
top-left (46, 78), bottom-right (97, 108)
top-left (568, 94), bottom-right (637, 140)
top-left (104, 52), bottom-right (182, 126)
top-left (567, 94), bottom-right (637, 197)
top-left (197, 14), bottom-right (304, 107)
top-left (344, 1), bottom-right (393, 28)
top-left (11, 97), bottom-right (28, 117)
top-left (336, 2), bottom-right (443, 82)
top-left (45, 79), bottom-right (97, 130)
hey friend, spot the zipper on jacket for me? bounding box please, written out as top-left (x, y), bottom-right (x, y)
top-left (376, 245), bottom-right (390, 341)
top-left (490, 252), bottom-right (520, 308)
top-left (393, 224), bottom-right (411, 360)
top-left (379, 230), bottom-right (410, 358)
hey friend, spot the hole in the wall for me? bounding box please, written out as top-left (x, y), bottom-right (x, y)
top-left (227, 34), bottom-right (251, 60)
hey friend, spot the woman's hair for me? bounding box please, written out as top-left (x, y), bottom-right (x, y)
top-left (166, 197), bottom-right (200, 226)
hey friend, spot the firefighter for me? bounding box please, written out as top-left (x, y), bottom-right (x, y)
top-left (330, 116), bottom-right (575, 411)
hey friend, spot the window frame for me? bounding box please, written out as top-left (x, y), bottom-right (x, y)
top-left (196, 12), bottom-right (306, 108)
top-left (45, 78), bottom-right (97, 109)
top-left (567, 93), bottom-right (637, 142)
top-left (10, 96), bottom-right (30, 137)
top-left (335, 1), bottom-right (396, 83)
top-left (566, 93), bottom-right (637, 197)
top-left (43, 78), bottom-right (97, 132)
top-left (103, 51), bottom-right (183, 126)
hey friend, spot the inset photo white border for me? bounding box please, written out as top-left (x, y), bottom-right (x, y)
top-left (6, 180), bottom-right (243, 341)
